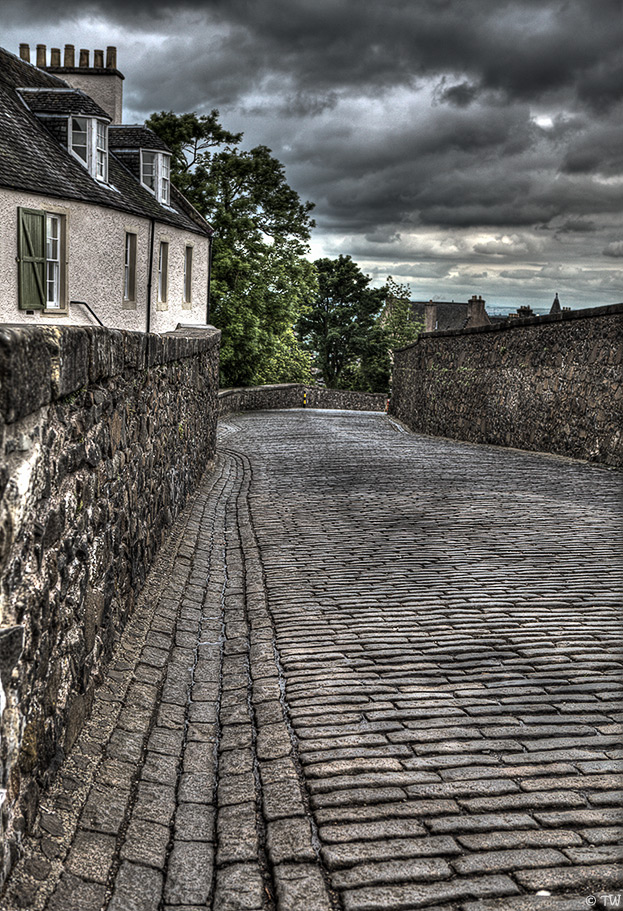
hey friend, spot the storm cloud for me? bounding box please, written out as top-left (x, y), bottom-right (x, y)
top-left (3, 0), bottom-right (622, 309)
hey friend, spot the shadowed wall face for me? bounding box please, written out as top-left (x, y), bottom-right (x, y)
top-left (390, 306), bottom-right (623, 467)
top-left (0, 324), bottom-right (220, 887)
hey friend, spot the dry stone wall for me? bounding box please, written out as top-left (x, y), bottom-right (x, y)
top-left (0, 324), bottom-right (220, 885)
top-left (219, 383), bottom-right (387, 415)
top-left (391, 304), bottom-right (623, 467)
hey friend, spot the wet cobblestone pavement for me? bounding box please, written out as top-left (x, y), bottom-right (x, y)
top-left (2, 409), bottom-right (622, 911)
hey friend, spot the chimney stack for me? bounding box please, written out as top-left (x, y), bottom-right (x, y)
top-left (425, 301), bottom-right (437, 333)
top-left (466, 294), bottom-right (490, 328)
top-left (19, 43), bottom-right (30, 62)
top-left (31, 42), bottom-right (124, 123)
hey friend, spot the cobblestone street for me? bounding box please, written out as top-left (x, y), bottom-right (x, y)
top-left (2, 409), bottom-right (622, 911)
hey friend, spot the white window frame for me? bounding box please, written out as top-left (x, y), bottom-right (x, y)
top-left (123, 231), bottom-right (137, 305)
top-left (69, 116), bottom-right (108, 183)
top-left (157, 241), bottom-right (169, 304)
top-left (183, 245), bottom-right (193, 305)
top-left (45, 213), bottom-right (61, 309)
top-left (141, 150), bottom-right (172, 205)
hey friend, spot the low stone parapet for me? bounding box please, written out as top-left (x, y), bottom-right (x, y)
top-left (219, 383), bottom-right (387, 415)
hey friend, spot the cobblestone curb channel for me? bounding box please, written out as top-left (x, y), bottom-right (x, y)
top-left (0, 446), bottom-right (336, 911)
top-left (1, 409), bottom-right (622, 911)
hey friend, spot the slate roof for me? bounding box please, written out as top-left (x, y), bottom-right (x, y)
top-left (17, 87), bottom-right (110, 119)
top-left (410, 301), bottom-right (471, 331)
top-left (109, 125), bottom-right (170, 152)
top-left (0, 47), bottom-right (213, 237)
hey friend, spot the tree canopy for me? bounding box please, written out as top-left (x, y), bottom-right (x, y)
top-left (381, 276), bottom-right (424, 352)
top-left (147, 110), bottom-right (316, 387)
top-left (296, 256), bottom-right (390, 392)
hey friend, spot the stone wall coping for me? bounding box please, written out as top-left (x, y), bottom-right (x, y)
top-left (0, 323), bottom-right (221, 424)
top-left (394, 302), bottom-right (623, 352)
top-left (219, 383), bottom-right (385, 400)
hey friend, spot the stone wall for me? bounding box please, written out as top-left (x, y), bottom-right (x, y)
top-left (219, 383), bottom-right (387, 415)
top-left (0, 323), bottom-right (220, 885)
top-left (391, 304), bottom-right (623, 467)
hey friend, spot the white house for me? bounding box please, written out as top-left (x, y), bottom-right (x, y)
top-left (0, 44), bottom-right (214, 333)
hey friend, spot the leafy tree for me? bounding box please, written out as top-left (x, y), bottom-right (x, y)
top-left (296, 256), bottom-right (390, 392)
top-left (147, 111), bottom-right (316, 386)
top-left (381, 276), bottom-right (424, 352)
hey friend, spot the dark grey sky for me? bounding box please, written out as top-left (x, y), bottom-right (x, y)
top-left (5, 0), bottom-right (622, 309)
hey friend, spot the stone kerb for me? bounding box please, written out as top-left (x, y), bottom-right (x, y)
top-left (0, 323), bottom-right (221, 888)
top-left (219, 383), bottom-right (387, 415)
top-left (390, 304), bottom-right (623, 467)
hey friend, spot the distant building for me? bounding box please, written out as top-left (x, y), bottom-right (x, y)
top-left (0, 43), bottom-right (213, 332)
top-left (407, 295), bottom-right (491, 332)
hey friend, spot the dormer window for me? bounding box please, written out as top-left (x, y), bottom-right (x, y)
top-left (69, 116), bottom-right (108, 182)
top-left (141, 150), bottom-right (171, 205)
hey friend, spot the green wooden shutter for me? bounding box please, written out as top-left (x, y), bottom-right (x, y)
top-left (18, 207), bottom-right (46, 310)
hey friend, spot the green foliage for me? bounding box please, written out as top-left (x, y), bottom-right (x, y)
top-left (254, 328), bottom-right (313, 385)
top-left (297, 256), bottom-right (390, 392)
top-left (382, 276), bottom-right (424, 351)
top-left (147, 111), bottom-right (315, 387)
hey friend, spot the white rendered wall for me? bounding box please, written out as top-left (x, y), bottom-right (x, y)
top-left (0, 188), bottom-right (211, 334)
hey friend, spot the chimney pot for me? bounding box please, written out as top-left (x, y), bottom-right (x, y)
top-left (19, 43), bottom-right (30, 62)
top-left (79, 48), bottom-right (89, 67)
top-left (36, 44), bottom-right (46, 67)
top-left (93, 48), bottom-right (104, 67)
top-left (106, 46), bottom-right (117, 69)
top-left (64, 44), bottom-right (75, 67)
top-left (50, 47), bottom-right (61, 66)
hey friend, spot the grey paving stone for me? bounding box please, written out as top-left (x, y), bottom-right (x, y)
top-left (319, 817), bottom-right (426, 843)
top-left (65, 829), bottom-right (116, 883)
top-left (147, 726), bottom-right (185, 756)
top-left (218, 771), bottom-right (256, 807)
top-left (141, 750), bottom-right (179, 786)
top-left (109, 861), bottom-right (163, 911)
top-left (107, 729), bottom-right (144, 764)
top-left (213, 862), bottom-right (265, 911)
top-left (515, 863), bottom-right (623, 892)
top-left (133, 780), bottom-right (177, 826)
top-left (580, 826), bottom-right (623, 845)
top-left (46, 872), bottom-right (107, 911)
top-left (175, 801), bottom-right (215, 842)
top-left (256, 723), bottom-right (292, 760)
top-left (274, 863), bottom-right (332, 911)
top-left (461, 897), bottom-right (589, 910)
top-left (322, 835), bottom-right (462, 870)
top-left (453, 847), bottom-right (571, 875)
top-left (164, 842), bottom-right (214, 905)
top-left (262, 777), bottom-right (306, 821)
top-left (458, 830), bottom-right (584, 851)
top-left (178, 771), bottom-right (213, 803)
top-left (314, 798), bottom-right (460, 825)
top-left (340, 873), bottom-right (519, 911)
top-left (330, 857), bottom-right (453, 889)
top-left (429, 812), bottom-right (539, 834)
top-left (81, 782), bottom-right (130, 835)
top-left (217, 802), bottom-right (258, 864)
top-left (266, 816), bottom-right (317, 864)
top-left (120, 819), bottom-right (171, 868)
